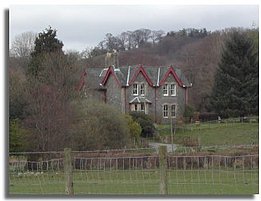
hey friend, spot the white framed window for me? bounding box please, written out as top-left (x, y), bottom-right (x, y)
top-left (171, 104), bottom-right (176, 117)
top-left (163, 84), bottom-right (168, 96)
top-left (170, 83), bottom-right (176, 96)
top-left (163, 104), bottom-right (169, 118)
top-left (133, 83), bottom-right (138, 95)
top-left (140, 83), bottom-right (145, 96)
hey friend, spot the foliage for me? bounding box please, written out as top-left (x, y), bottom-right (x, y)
top-left (199, 112), bottom-right (219, 122)
top-left (27, 27), bottom-right (64, 77)
top-left (9, 68), bottom-right (28, 120)
top-left (210, 30), bottom-right (259, 117)
top-left (183, 105), bottom-right (195, 122)
top-left (129, 112), bottom-right (155, 138)
top-left (14, 27), bottom-right (80, 151)
top-left (87, 28), bottom-right (165, 58)
top-left (71, 100), bottom-right (130, 150)
top-left (9, 119), bottom-right (29, 152)
top-left (193, 112), bottom-right (200, 122)
top-left (125, 115), bottom-right (142, 145)
top-left (31, 27), bottom-right (64, 57)
top-left (23, 51), bottom-right (81, 151)
top-left (23, 83), bottom-right (73, 151)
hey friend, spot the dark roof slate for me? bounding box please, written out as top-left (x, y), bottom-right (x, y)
top-left (84, 65), bottom-right (191, 89)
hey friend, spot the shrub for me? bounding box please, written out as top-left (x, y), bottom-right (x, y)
top-left (9, 119), bottom-right (29, 152)
top-left (193, 112), bottom-right (200, 122)
top-left (129, 111), bottom-right (155, 138)
top-left (183, 105), bottom-right (195, 123)
top-left (199, 112), bottom-right (219, 122)
top-left (125, 115), bottom-right (142, 146)
top-left (72, 100), bottom-right (130, 150)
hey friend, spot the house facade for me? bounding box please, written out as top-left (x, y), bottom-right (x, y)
top-left (79, 65), bottom-right (191, 124)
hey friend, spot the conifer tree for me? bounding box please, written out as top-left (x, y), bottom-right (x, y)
top-left (211, 31), bottom-right (258, 117)
top-left (27, 27), bottom-right (64, 77)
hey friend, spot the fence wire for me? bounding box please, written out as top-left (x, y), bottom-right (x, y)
top-left (8, 150), bottom-right (258, 195)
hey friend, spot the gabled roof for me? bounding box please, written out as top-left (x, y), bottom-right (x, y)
top-left (128, 65), bottom-right (154, 87)
top-left (101, 66), bottom-right (121, 87)
top-left (83, 68), bottom-right (104, 90)
top-left (159, 66), bottom-right (184, 87)
top-left (81, 65), bottom-right (191, 90)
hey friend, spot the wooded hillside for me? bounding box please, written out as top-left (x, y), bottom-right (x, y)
top-left (83, 28), bottom-right (259, 112)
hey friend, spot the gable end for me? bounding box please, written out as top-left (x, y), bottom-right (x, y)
top-left (128, 65), bottom-right (154, 87)
top-left (159, 66), bottom-right (183, 87)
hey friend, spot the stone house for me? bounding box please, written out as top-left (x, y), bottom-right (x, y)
top-left (78, 65), bottom-right (191, 124)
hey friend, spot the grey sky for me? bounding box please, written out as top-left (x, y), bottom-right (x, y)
top-left (10, 5), bottom-right (259, 52)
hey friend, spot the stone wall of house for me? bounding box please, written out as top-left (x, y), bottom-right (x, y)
top-left (124, 72), bottom-right (186, 124)
top-left (126, 72), bottom-right (155, 120)
top-left (156, 75), bottom-right (186, 124)
top-left (86, 67), bottom-right (187, 124)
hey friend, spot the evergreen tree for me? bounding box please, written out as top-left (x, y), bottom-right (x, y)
top-left (27, 27), bottom-right (64, 77)
top-left (211, 31), bottom-right (258, 117)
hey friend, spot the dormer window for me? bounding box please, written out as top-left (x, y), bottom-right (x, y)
top-left (133, 83), bottom-right (138, 95)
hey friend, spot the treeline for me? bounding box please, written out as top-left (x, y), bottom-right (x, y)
top-left (84, 28), bottom-right (209, 58)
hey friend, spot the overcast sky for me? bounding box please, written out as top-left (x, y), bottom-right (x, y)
top-left (10, 4), bottom-right (259, 52)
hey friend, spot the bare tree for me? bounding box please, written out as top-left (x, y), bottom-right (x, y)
top-left (151, 30), bottom-right (165, 45)
top-left (10, 31), bottom-right (37, 57)
top-left (24, 52), bottom-right (80, 151)
top-left (125, 31), bottom-right (133, 50)
top-left (140, 28), bottom-right (152, 44)
top-left (104, 33), bottom-right (119, 51)
top-left (24, 83), bottom-right (73, 151)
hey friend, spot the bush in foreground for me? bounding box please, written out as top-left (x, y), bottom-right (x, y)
top-left (129, 111), bottom-right (155, 138)
top-left (72, 100), bottom-right (130, 150)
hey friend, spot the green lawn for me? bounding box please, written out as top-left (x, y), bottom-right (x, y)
top-left (8, 121), bottom-right (259, 196)
top-left (156, 122), bottom-right (259, 146)
top-left (9, 169), bottom-right (258, 195)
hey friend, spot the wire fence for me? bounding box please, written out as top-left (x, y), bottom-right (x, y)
top-left (8, 147), bottom-right (259, 195)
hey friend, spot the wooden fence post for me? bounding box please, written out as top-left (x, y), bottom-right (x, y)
top-left (159, 145), bottom-right (168, 195)
top-left (64, 148), bottom-right (74, 195)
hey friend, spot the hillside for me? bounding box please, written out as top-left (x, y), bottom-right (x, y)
top-left (84, 28), bottom-right (258, 112)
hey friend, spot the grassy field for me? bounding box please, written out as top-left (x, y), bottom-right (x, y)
top-left (156, 122), bottom-right (259, 146)
top-left (9, 169), bottom-right (258, 195)
top-left (9, 121), bottom-right (259, 196)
